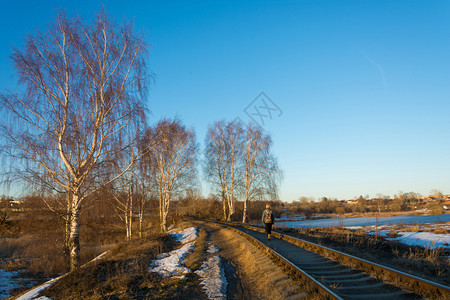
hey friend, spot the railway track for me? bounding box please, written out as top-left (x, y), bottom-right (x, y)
top-left (213, 221), bottom-right (449, 300)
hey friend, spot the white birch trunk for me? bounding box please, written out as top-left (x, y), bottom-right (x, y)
top-left (69, 192), bottom-right (81, 271)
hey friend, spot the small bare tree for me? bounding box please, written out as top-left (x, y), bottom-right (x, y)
top-left (240, 124), bottom-right (281, 223)
top-left (0, 10), bottom-right (148, 270)
top-left (144, 119), bottom-right (197, 233)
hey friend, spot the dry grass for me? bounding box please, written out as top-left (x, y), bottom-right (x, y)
top-left (0, 209), bottom-right (162, 298)
top-left (400, 226), bottom-right (421, 232)
top-left (40, 220), bottom-right (210, 299)
top-left (41, 234), bottom-right (174, 299)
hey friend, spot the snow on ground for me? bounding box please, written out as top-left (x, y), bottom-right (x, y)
top-left (386, 232), bottom-right (450, 249)
top-left (149, 227), bottom-right (198, 278)
top-left (149, 242), bottom-right (195, 278)
top-left (92, 250), bottom-right (110, 261)
top-left (15, 276), bottom-right (63, 300)
top-left (12, 249), bottom-right (110, 300)
top-left (366, 223), bottom-right (450, 249)
top-left (195, 245), bottom-right (227, 300)
top-left (170, 226), bottom-right (198, 244)
top-left (207, 245), bottom-right (220, 254)
top-left (0, 269), bottom-right (20, 298)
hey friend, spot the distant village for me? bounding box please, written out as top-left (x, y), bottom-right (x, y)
top-left (1, 193), bottom-right (450, 212)
top-left (343, 194), bottom-right (450, 205)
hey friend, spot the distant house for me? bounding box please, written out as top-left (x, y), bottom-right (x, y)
top-left (345, 199), bottom-right (358, 205)
top-left (418, 194), bottom-right (450, 203)
top-left (0, 198), bottom-right (14, 209)
top-left (444, 196), bottom-right (450, 205)
top-left (0, 198), bottom-right (23, 211)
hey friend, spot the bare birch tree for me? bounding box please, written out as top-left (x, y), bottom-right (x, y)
top-left (240, 124), bottom-right (281, 223)
top-left (0, 11), bottom-right (148, 270)
top-left (204, 120), bottom-right (243, 221)
top-left (110, 148), bottom-right (136, 241)
top-left (144, 119), bottom-right (197, 233)
top-left (204, 121), bottom-right (228, 220)
top-left (135, 152), bottom-right (151, 238)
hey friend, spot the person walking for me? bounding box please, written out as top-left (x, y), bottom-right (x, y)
top-left (262, 204), bottom-right (274, 240)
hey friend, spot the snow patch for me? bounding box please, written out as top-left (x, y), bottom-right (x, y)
top-left (195, 246), bottom-right (227, 300)
top-left (92, 250), bottom-right (109, 261)
top-left (0, 269), bottom-right (20, 298)
top-left (386, 232), bottom-right (450, 249)
top-left (171, 227), bottom-right (198, 244)
top-left (207, 245), bottom-right (220, 254)
top-left (149, 227), bottom-right (199, 277)
top-left (344, 226), bottom-right (363, 230)
top-left (16, 276), bottom-right (63, 300)
top-left (365, 223), bottom-right (450, 249)
top-left (149, 242), bottom-right (194, 277)
top-left (14, 249), bottom-right (110, 299)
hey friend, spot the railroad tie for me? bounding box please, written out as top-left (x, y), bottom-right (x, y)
top-left (322, 275), bottom-right (373, 284)
top-left (301, 263), bottom-right (343, 270)
top-left (319, 272), bottom-right (367, 280)
top-left (275, 278), bottom-right (293, 287)
top-left (340, 290), bottom-right (408, 299)
top-left (266, 270), bottom-right (286, 280)
top-left (285, 291), bottom-right (309, 300)
top-left (281, 284), bottom-right (302, 294)
top-left (336, 282), bottom-right (386, 290)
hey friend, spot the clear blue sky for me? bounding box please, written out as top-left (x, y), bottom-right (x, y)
top-left (1, 0), bottom-right (449, 201)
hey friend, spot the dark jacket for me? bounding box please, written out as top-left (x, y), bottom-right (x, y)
top-left (262, 208), bottom-right (274, 224)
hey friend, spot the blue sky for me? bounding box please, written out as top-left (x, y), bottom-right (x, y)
top-left (1, 0), bottom-right (449, 201)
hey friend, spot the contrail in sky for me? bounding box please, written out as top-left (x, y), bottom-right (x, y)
top-left (363, 53), bottom-right (388, 89)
